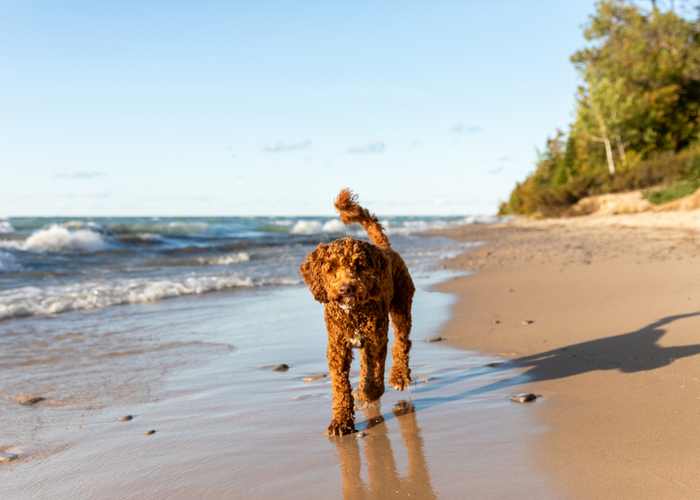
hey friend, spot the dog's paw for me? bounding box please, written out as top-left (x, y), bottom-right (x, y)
top-left (327, 418), bottom-right (355, 436)
top-left (389, 370), bottom-right (412, 391)
top-left (355, 385), bottom-right (384, 403)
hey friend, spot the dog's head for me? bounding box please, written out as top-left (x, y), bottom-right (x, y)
top-left (300, 237), bottom-right (389, 308)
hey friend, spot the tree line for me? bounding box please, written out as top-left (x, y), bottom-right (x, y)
top-left (500, 0), bottom-right (700, 216)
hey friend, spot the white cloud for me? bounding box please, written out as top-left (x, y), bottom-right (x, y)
top-left (450, 124), bottom-right (483, 133)
top-left (263, 140), bottom-right (311, 152)
top-left (56, 171), bottom-right (105, 179)
top-left (82, 192), bottom-right (112, 199)
top-left (348, 141), bottom-right (385, 153)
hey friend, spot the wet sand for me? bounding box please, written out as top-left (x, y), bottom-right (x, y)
top-left (434, 211), bottom-right (700, 499)
top-left (1, 271), bottom-right (555, 499)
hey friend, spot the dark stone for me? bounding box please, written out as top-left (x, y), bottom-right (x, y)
top-left (145, 430), bottom-right (156, 435)
top-left (425, 336), bottom-right (444, 343)
top-left (0, 453), bottom-right (19, 463)
top-left (20, 396), bottom-right (45, 406)
top-left (272, 364), bottom-right (290, 372)
top-left (492, 320), bottom-right (501, 324)
top-left (522, 320), bottom-right (534, 325)
top-left (118, 415), bottom-right (133, 422)
top-left (484, 362), bottom-right (504, 368)
top-left (510, 393), bottom-right (536, 403)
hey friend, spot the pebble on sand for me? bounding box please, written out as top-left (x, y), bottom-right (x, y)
top-left (118, 415), bottom-right (133, 422)
top-left (20, 396), bottom-right (45, 406)
top-left (0, 453), bottom-right (19, 463)
top-left (356, 431), bottom-right (368, 438)
top-left (522, 320), bottom-right (534, 325)
top-left (484, 362), bottom-right (504, 368)
top-left (510, 393), bottom-right (537, 403)
top-left (272, 364), bottom-right (290, 372)
top-left (492, 320), bottom-right (501, 324)
top-left (425, 336), bottom-right (444, 343)
top-left (145, 430), bottom-right (156, 435)
top-left (302, 374), bottom-right (327, 382)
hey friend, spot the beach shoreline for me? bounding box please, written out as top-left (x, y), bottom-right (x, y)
top-left (433, 211), bottom-right (700, 499)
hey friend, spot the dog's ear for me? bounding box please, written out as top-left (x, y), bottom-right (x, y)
top-left (300, 245), bottom-right (329, 303)
top-left (365, 244), bottom-right (391, 299)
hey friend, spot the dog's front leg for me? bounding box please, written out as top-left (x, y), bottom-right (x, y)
top-left (357, 321), bottom-right (388, 403)
top-left (326, 313), bottom-right (355, 435)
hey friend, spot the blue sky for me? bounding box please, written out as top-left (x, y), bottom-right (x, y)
top-left (0, 0), bottom-right (597, 217)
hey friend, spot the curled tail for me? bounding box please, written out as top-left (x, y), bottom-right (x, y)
top-left (334, 189), bottom-right (390, 248)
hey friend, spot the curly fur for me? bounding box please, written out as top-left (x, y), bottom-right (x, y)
top-left (300, 189), bottom-right (415, 435)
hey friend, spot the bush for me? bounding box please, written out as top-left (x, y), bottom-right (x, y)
top-left (642, 180), bottom-right (700, 205)
top-left (500, 143), bottom-right (700, 216)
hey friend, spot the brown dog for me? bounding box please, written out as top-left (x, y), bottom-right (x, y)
top-left (300, 189), bottom-right (415, 435)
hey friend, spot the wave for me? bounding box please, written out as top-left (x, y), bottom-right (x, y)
top-left (0, 221), bottom-right (14, 234)
top-left (0, 225), bottom-right (108, 254)
top-left (165, 252), bottom-right (252, 267)
top-left (287, 216), bottom-right (503, 236)
top-left (290, 219), bottom-right (356, 235)
top-left (114, 232), bottom-right (165, 244)
top-left (0, 272), bottom-right (302, 321)
top-left (200, 252), bottom-right (251, 265)
top-left (64, 220), bottom-right (114, 235)
top-left (108, 221), bottom-right (211, 236)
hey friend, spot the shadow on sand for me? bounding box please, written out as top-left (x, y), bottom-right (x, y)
top-left (415, 311), bottom-right (700, 411)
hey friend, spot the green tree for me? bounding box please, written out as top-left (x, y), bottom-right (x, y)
top-left (575, 68), bottom-right (640, 174)
top-left (501, 0), bottom-right (700, 216)
top-left (572, 0), bottom-right (700, 154)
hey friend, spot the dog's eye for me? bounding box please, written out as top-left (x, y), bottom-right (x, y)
top-left (328, 264), bottom-right (336, 272)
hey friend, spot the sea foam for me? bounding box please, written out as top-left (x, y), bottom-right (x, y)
top-left (290, 220), bottom-right (323, 234)
top-left (0, 274), bottom-right (257, 320)
top-left (290, 219), bottom-right (352, 235)
top-left (14, 225), bottom-right (107, 253)
top-left (203, 252), bottom-right (251, 265)
top-left (0, 221), bottom-right (14, 234)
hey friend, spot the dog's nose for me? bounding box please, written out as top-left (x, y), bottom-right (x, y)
top-left (339, 284), bottom-right (353, 296)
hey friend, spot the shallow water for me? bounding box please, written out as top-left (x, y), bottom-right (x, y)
top-left (1, 270), bottom-right (554, 499)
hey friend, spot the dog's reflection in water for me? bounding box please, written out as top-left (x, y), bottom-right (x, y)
top-left (331, 401), bottom-right (437, 500)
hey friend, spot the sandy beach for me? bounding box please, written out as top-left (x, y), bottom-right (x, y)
top-left (435, 210), bottom-right (700, 499)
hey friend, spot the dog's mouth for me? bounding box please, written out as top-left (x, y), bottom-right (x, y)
top-left (340, 295), bottom-right (357, 307)
top-left (336, 281), bottom-right (367, 310)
